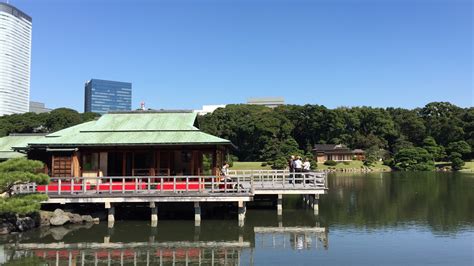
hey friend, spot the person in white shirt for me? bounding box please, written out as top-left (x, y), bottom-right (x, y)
top-left (221, 163), bottom-right (230, 177)
top-left (293, 156), bottom-right (303, 171)
top-left (303, 158), bottom-right (311, 172)
top-left (293, 156), bottom-right (303, 183)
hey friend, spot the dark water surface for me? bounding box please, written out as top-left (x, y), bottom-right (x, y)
top-left (1, 172), bottom-right (473, 265)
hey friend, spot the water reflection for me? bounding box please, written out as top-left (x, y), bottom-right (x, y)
top-left (1, 220), bottom-right (328, 265)
top-left (1, 172), bottom-right (473, 265)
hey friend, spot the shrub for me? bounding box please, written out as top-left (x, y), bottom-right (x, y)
top-left (261, 162), bottom-right (268, 167)
top-left (449, 152), bottom-right (465, 171)
top-left (343, 161), bottom-right (350, 165)
top-left (393, 147), bottom-right (435, 171)
top-left (324, 160), bottom-right (338, 166)
top-left (270, 158), bottom-right (288, 170)
top-left (0, 158), bottom-right (49, 215)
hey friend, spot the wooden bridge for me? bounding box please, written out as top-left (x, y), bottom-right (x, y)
top-left (14, 170), bottom-right (328, 225)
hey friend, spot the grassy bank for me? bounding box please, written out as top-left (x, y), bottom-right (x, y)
top-left (459, 161), bottom-right (474, 172)
top-left (231, 162), bottom-right (271, 170)
top-left (316, 161), bottom-right (391, 171)
top-left (434, 161), bottom-right (474, 172)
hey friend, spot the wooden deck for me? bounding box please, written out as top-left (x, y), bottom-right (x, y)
top-left (13, 170), bottom-right (328, 203)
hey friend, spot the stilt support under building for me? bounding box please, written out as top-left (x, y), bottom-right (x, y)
top-left (194, 202), bottom-right (201, 226)
top-left (313, 194), bottom-right (319, 215)
top-left (238, 201), bottom-right (246, 227)
top-left (150, 202), bottom-right (158, 227)
top-left (105, 202), bottom-right (115, 224)
top-left (277, 194), bottom-right (283, 216)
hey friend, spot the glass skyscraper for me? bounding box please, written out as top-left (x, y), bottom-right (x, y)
top-left (0, 3), bottom-right (32, 116)
top-left (84, 79), bottom-right (132, 114)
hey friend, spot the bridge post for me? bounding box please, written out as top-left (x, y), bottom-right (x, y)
top-left (238, 201), bottom-right (246, 227)
top-left (194, 202), bottom-right (201, 226)
top-left (313, 194), bottom-right (319, 215)
top-left (277, 194), bottom-right (283, 216)
top-left (105, 202), bottom-right (115, 225)
top-left (150, 202), bottom-right (158, 227)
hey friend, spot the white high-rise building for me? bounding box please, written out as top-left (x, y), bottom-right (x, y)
top-left (0, 3), bottom-right (32, 116)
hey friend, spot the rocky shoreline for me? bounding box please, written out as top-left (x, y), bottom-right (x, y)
top-left (0, 209), bottom-right (100, 235)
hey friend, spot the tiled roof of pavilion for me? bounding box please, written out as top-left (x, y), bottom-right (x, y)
top-left (20, 111), bottom-right (231, 148)
top-left (0, 134), bottom-right (47, 160)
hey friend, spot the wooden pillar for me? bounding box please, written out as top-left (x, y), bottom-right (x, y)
top-left (150, 151), bottom-right (156, 176)
top-left (277, 194), bottom-right (283, 216)
top-left (72, 152), bottom-right (80, 177)
top-left (132, 152), bottom-right (135, 176)
top-left (122, 152), bottom-right (126, 176)
top-left (190, 150), bottom-right (195, 176)
top-left (156, 151), bottom-right (160, 175)
top-left (212, 149), bottom-right (217, 175)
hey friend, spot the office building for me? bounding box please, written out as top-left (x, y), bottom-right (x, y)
top-left (29, 101), bottom-right (51, 114)
top-left (0, 3), bottom-right (32, 116)
top-left (194, 105), bottom-right (226, 115)
top-left (247, 97), bottom-right (285, 108)
top-left (84, 79), bottom-right (132, 114)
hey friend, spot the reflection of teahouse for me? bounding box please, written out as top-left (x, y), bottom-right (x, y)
top-left (312, 144), bottom-right (365, 163)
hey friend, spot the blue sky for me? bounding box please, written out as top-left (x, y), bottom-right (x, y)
top-left (11, 0), bottom-right (473, 111)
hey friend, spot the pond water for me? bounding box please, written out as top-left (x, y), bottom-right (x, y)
top-left (1, 172), bottom-right (473, 265)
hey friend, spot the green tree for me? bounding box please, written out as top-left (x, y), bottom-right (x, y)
top-left (388, 108), bottom-right (427, 145)
top-left (393, 147), bottom-right (435, 171)
top-left (45, 108), bottom-right (83, 132)
top-left (363, 146), bottom-right (380, 167)
top-left (422, 137), bottom-right (446, 161)
top-left (0, 158), bottom-right (49, 215)
top-left (420, 102), bottom-right (464, 146)
top-left (0, 108), bottom-right (95, 137)
top-left (81, 112), bottom-right (101, 122)
top-left (197, 102), bottom-right (473, 166)
top-left (446, 141), bottom-right (471, 158)
top-left (449, 152), bottom-right (465, 171)
top-left (392, 137), bottom-right (414, 154)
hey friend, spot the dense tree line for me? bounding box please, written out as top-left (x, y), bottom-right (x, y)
top-left (0, 108), bottom-right (99, 137)
top-left (0, 103), bottom-right (471, 170)
top-left (198, 102), bottom-right (473, 170)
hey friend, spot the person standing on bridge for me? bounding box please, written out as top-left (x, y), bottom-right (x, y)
top-left (293, 156), bottom-right (303, 183)
top-left (303, 158), bottom-right (311, 183)
top-left (289, 155), bottom-right (295, 183)
top-left (303, 158), bottom-right (311, 172)
top-left (221, 162), bottom-right (230, 178)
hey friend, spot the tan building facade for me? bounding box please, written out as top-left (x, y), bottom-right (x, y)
top-left (313, 144), bottom-right (365, 163)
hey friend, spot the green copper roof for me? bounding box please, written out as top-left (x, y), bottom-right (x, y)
top-left (0, 134), bottom-right (46, 160)
top-left (82, 112), bottom-right (199, 132)
top-left (26, 111), bottom-right (230, 147)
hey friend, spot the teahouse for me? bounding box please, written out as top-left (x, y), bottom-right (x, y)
top-left (16, 111), bottom-right (232, 178)
top-left (313, 144), bottom-right (365, 163)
